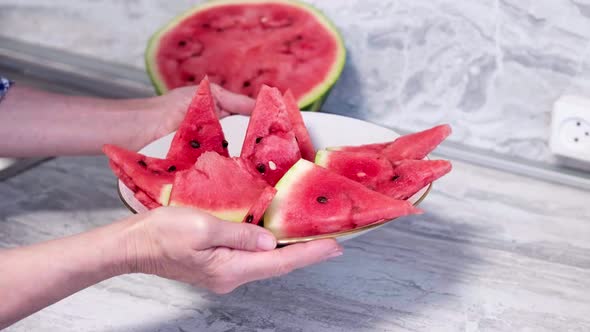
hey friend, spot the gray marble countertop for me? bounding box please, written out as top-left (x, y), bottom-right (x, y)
top-left (1, 155), bottom-right (589, 331)
top-left (1, 1), bottom-right (590, 331)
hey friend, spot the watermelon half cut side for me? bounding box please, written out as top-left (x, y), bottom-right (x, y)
top-left (145, 0), bottom-right (346, 111)
top-left (166, 77), bottom-right (229, 164)
top-left (169, 151), bottom-right (276, 223)
top-left (264, 159), bottom-right (422, 239)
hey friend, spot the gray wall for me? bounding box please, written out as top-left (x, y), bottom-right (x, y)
top-left (2, 0), bottom-right (590, 164)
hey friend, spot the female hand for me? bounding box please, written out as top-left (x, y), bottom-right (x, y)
top-left (145, 84), bottom-right (255, 150)
top-left (122, 207), bottom-right (343, 294)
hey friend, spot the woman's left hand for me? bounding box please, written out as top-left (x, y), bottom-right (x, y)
top-left (144, 83), bottom-right (255, 149)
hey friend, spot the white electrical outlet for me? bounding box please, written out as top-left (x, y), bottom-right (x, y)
top-left (550, 95), bottom-right (590, 170)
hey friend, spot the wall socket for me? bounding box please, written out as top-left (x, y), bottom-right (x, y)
top-left (550, 95), bottom-right (590, 171)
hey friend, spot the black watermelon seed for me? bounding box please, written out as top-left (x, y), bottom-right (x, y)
top-left (167, 165), bottom-right (177, 172)
top-left (190, 140), bottom-right (201, 148)
top-left (243, 81), bottom-right (251, 88)
top-left (391, 175), bottom-right (400, 181)
top-left (258, 218), bottom-right (264, 225)
top-left (178, 40), bottom-right (187, 47)
top-left (256, 163), bottom-right (266, 173)
top-left (222, 140), bottom-right (229, 148)
top-left (138, 160), bottom-right (147, 167)
top-left (187, 75), bottom-right (196, 82)
top-left (245, 215), bottom-right (254, 223)
top-left (255, 137), bottom-right (262, 144)
top-left (317, 196), bottom-right (328, 204)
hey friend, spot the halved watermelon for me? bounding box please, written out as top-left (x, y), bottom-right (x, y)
top-left (166, 77), bottom-right (229, 164)
top-left (264, 159), bottom-right (422, 238)
top-left (328, 124), bottom-right (452, 162)
top-left (316, 150), bottom-right (452, 200)
top-left (103, 144), bottom-right (192, 206)
top-left (283, 89), bottom-right (315, 161)
top-left (169, 151), bottom-right (276, 223)
top-left (240, 85), bottom-right (301, 186)
top-left (145, 0), bottom-right (346, 111)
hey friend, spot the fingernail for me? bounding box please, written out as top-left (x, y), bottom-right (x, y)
top-left (257, 233), bottom-right (276, 251)
top-left (326, 250), bottom-right (343, 259)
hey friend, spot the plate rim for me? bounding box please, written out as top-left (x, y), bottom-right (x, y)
top-left (116, 112), bottom-right (434, 245)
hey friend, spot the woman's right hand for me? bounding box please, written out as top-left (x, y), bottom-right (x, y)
top-left (121, 207), bottom-right (343, 294)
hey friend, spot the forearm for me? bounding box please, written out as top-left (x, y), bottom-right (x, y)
top-left (0, 217), bottom-right (135, 329)
top-left (0, 86), bottom-right (157, 157)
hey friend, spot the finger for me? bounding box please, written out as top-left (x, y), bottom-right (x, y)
top-left (206, 219), bottom-right (277, 252)
top-left (233, 239), bottom-right (342, 284)
top-left (210, 83), bottom-right (256, 115)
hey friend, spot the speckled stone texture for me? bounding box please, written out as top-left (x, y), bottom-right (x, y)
top-left (1, 0), bottom-right (590, 165)
top-left (1, 156), bottom-right (590, 331)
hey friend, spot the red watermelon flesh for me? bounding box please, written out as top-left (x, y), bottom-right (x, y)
top-left (283, 89), bottom-right (315, 161)
top-left (135, 191), bottom-right (161, 210)
top-left (329, 124), bottom-right (452, 162)
top-left (244, 186), bottom-right (277, 225)
top-left (316, 150), bottom-right (452, 200)
top-left (315, 150), bottom-right (393, 190)
top-left (169, 151), bottom-right (276, 223)
top-left (166, 77), bottom-right (229, 164)
top-left (148, 1), bottom-right (345, 108)
top-left (103, 144), bottom-right (191, 206)
top-left (380, 160), bottom-right (452, 200)
top-left (264, 160), bottom-right (422, 238)
top-left (240, 85), bottom-right (301, 186)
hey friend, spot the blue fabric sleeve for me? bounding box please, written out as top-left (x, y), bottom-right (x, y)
top-left (0, 76), bottom-right (14, 103)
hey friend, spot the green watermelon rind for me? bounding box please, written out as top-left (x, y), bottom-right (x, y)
top-left (145, 0), bottom-right (346, 111)
top-left (263, 159), bottom-right (312, 233)
top-left (313, 149), bottom-right (330, 166)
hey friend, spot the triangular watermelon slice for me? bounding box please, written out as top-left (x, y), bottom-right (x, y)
top-left (316, 150), bottom-right (452, 200)
top-left (283, 90), bottom-right (315, 161)
top-left (166, 76), bottom-right (229, 164)
top-left (379, 159), bottom-right (453, 200)
top-left (315, 150), bottom-right (394, 190)
top-left (264, 159), bottom-right (422, 238)
top-left (169, 152), bottom-right (276, 223)
top-left (328, 124), bottom-right (452, 162)
top-left (240, 85), bottom-right (301, 186)
top-left (103, 144), bottom-right (192, 206)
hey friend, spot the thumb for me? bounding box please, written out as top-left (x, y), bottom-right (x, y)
top-left (207, 219), bottom-right (277, 252)
top-left (210, 83), bottom-right (256, 115)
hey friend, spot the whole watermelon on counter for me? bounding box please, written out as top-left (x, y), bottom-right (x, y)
top-left (145, 0), bottom-right (346, 111)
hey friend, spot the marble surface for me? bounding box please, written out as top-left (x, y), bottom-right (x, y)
top-left (1, 156), bottom-right (589, 331)
top-left (2, 0), bottom-right (590, 165)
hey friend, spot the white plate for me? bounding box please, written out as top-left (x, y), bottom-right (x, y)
top-left (118, 112), bottom-right (431, 245)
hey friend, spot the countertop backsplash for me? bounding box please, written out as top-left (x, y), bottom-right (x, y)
top-left (1, 0), bottom-right (590, 166)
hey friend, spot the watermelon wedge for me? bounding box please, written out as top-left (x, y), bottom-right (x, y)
top-left (328, 124), bottom-right (452, 162)
top-left (264, 159), bottom-right (422, 238)
top-left (316, 150), bottom-right (452, 200)
top-left (379, 159), bottom-right (452, 200)
top-left (166, 77), bottom-right (229, 164)
top-left (315, 150), bottom-right (393, 190)
top-left (169, 152), bottom-right (276, 223)
top-left (240, 85), bottom-right (301, 186)
top-left (283, 89), bottom-right (315, 161)
top-left (103, 144), bottom-right (191, 206)
top-left (145, 0), bottom-right (346, 111)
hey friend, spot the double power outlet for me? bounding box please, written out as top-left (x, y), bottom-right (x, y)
top-left (550, 95), bottom-right (590, 170)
